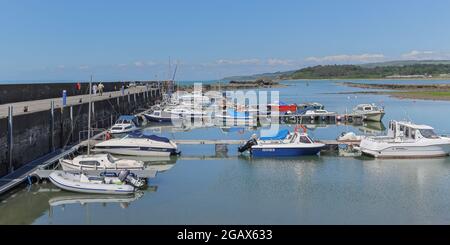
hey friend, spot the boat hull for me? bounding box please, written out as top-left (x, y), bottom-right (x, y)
top-left (360, 112), bottom-right (385, 122)
top-left (49, 172), bottom-right (135, 195)
top-left (251, 146), bottom-right (323, 157)
top-left (361, 144), bottom-right (450, 159)
top-left (60, 160), bottom-right (144, 171)
top-left (93, 147), bottom-right (175, 157)
top-left (144, 114), bottom-right (173, 123)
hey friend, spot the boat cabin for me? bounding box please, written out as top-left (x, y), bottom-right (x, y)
top-left (112, 115), bottom-right (140, 128)
top-left (297, 102), bottom-right (324, 114)
top-left (354, 104), bottom-right (383, 112)
top-left (387, 120), bottom-right (440, 141)
top-left (259, 129), bottom-right (315, 144)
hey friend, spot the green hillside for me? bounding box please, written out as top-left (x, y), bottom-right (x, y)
top-left (223, 60), bottom-right (450, 81)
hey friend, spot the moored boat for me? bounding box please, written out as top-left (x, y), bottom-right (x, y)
top-left (268, 101), bottom-right (297, 113)
top-left (59, 154), bottom-right (144, 171)
top-left (48, 170), bottom-right (145, 195)
top-left (238, 129), bottom-right (325, 157)
top-left (144, 109), bottom-right (175, 123)
top-left (297, 102), bottom-right (324, 114)
top-left (93, 131), bottom-right (179, 157)
top-left (352, 104), bottom-right (385, 122)
top-left (110, 115), bottom-right (141, 135)
top-left (359, 120), bottom-right (450, 158)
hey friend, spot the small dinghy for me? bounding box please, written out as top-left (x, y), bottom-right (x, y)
top-left (49, 170), bottom-right (145, 195)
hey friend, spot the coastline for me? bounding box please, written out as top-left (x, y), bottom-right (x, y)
top-left (332, 81), bottom-right (450, 101)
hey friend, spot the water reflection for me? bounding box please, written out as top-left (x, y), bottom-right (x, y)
top-left (355, 121), bottom-right (386, 135)
top-left (49, 191), bottom-right (145, 209)
top-left (112, 155), bottom-right (179, 173)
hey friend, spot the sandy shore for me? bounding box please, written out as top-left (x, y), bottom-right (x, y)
top-left (334, 81), bottom-right (450, 101)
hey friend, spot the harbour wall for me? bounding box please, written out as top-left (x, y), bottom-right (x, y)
top-left (0, 88), bottom-right (161, 177)
top-left (0, 81), bottom-right (160, 105)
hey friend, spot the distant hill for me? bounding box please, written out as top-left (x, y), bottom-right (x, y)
top-left (360, 60), bottom-right (450, 68)
top-left (223, 70), bottom-right (295, 81)
top-left (223, 60), bottom-right (450, 80)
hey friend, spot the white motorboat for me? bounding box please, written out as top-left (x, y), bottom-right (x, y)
top-left (144, 109), bottom-right (175, 123)
top-left (358, 120), bottom-right (450, 158)
top-left (178, 94), bottom-right (211, 107)
top-left (303, 109), bottom-right (336, 120)
top-left (352, 104), bottom-right (385, 122)
top-left (238, 129), bottom-right (325, 157)
top-left (48, 170), bottom-right (144, 195)
top-left (214, 109), bottom-right (257, 126)
top-left (93, 132), bottom-right (179, 157)
top-left (297, 102), bottom-right (325, 114)
top-left (59, 154), bottom-right (144, 171)
top-left (169, 107), bottom-right (209, 120)
top-left (110, 115), bottom-right (141, 135)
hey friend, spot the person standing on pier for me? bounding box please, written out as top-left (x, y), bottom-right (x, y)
top-left (98, 82), bottom-right (105, 96)
top-left (76, 82), bottom-right (81, 95)
top-left (93, 83), bottom-right (98, 95)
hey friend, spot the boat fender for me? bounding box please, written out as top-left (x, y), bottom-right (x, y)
top-left (27, 174), bottom-right (40, 185)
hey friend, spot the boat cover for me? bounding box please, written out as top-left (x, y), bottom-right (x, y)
top-left (128, 131), bottom-right (171, 143)
top-left (260, 129), bottom-right (289, 140)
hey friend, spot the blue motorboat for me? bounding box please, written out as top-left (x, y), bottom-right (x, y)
top-left (238, 129), bottom-right (325, 157)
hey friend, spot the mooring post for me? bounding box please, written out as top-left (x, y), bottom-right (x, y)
top-left (60, 107), bottom-right (64, 149)
top-left (7, 105), bottom-right (14, 173)
top-left (70, 106), bottom-right (73, 143)
top-left (50, 101), bottom-right (55, 151)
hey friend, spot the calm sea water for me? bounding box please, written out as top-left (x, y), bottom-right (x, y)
top-left (1, 80), bottom-right (450, 225)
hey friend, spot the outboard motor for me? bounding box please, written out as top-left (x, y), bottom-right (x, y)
top-left (118, 170), bottom-right (146, 188)
top-left (238, 138), bottom-right (258, 153)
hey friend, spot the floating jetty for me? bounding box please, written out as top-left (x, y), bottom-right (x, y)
top-left (0, 82), bottom-right (162, 178)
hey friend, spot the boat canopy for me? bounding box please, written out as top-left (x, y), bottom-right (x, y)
top-left (260, 129), bottom-right (290, 140)
top-left (128, 131), bottom-right (171, 143)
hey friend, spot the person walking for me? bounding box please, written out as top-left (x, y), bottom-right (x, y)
top-left (98, 82), bottom-right (105, 96)
top-left (93, 83), bottom-right (98, 95)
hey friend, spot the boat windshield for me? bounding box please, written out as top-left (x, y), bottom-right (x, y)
top-left (419, 129), bottom-right (439, 139)
top-left (107, 154), bottom-right (116, 163)
top-left (299, 136), bottom-right (312, 144)
top-left (116, 119), bottom-right (131, 124)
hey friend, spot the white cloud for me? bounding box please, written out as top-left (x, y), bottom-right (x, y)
top-left (216, 58), bottom-right (261, 65)
top-left (134, 61), bottom-right (145, 67)
top-left (57, 65), bottom-right (65, 69)
top-left (267, 58), bottom-right (295, 66)
top-left (79, 65), bottom-right (89, 70)
top-left (401, 50), bottom-right (450, 60)
top-left (117, 63), bottom-right (127, 67)
top-left (305, 53), bottom-right (385, 63)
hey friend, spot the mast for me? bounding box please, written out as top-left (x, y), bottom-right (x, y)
top-left (87, 75), bottom-right (93, 155)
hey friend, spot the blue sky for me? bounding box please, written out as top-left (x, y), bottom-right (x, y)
top-left (1, 0), bottom-right (450, 81)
